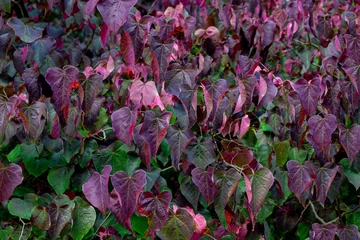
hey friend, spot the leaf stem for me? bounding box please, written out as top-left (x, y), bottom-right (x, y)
top-left (91, 212), bottom-right (112, 240)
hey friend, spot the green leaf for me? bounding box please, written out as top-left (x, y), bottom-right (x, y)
top-left (256, 201), bottom-right (274, 223)
top-left (7, 18), bottom-right (43, 43)
top-left (8, 198), bottom-right (35, 220)
top-left (288, 147), bottom-right (308, 164)
top-left (157, 208), bottom-right (194, 240)
top-left (7, 145), bottom-right (21, 163)
top-left (71, 197), bottom-right (96, 240)
top-left (297, 222), bottom-right (310, 240)
top-left (274, 141), bottom-right (290, 167)
top-left (256, 144), bottom-right (272, 168)
top-left (63, 138), bottom-right (81, 163)
top-left (131, 215), bottom-right (149, 236)
top-left (341, 158), bottom-right (360, 190)
top-left (31, 206), bottom-right (50, 231)
top-left (179, 174), bottom-right (200, 211)
top-left (0, 0), bottom-right (11, 13)
top-left (47, 166), bottom-right (75, 195)
top-left (20, 143), bottom-right (48, 177)
top-left (249, 168), bottom-right (274, 215)
top-left (79, 139), bottom-right (98, 168)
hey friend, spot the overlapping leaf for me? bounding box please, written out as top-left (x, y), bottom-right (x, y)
top-left (8, 18), bottom-right (43, 43)
top-left (287, 160), bottom-right (316, 201)
top-left (293, 78), bottom-right (321, 115)
top-left (191, 167), bottom-right (216, 203)
top-left (111, 107), bottom-right (137, 147)
top-left (0, 164), bottom-right (23, 202)
top-left (314, 163), bottom-right (338, 206)
top-left (339, 124), bottom-right (360, 164)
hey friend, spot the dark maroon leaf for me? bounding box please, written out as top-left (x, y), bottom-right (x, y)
top-left (0, 164), bottom-right (24, 202)
top-left (164, 63), bottom-right (199, 97)
top-left (152, 37), bottom-right (174, 83)
top-left (293, 78), bottom-right (321, 115)
top-left (214, 168), bottom-right (242, 227)
top-left (342, 58), bottom-right (360, 93)
top-left (138, 190), bottom-right (172, 234)
top-left (133, 124), bottom-right (152, 168)
top-left (120, 31), bottom-right (135, 67)
top-left (203, 79), bottom-right (228, 123)
top-left (123, 14), bottom-right (153, 61)
top-left (111, 107), bottom-right (137, 147)
top-left (186, 137), bottom-right (216, 169)
top-left (261, 21), bottom-right (276, 48)
top-left (235, 75), bottom-right (258, 113)
top-left (110, 170), bottom-right (146, 231)
top-left (97, 0), bottom-right (137, 33)
top-left (165, 125), bottom-right (194, 169)
top-left (19, 101), bottom-right (46, 140)
top-left (345, 34), bottom-right (360, 65)
top-left (45, 65), bottom-right (79, 125)
top-left (339, 124), bottom-right (360, 164)
top-left (179, 175), bottom-right (200, 210)
top-left (179, 84), bottom-right (198, 127)
top-left (140, 110), bottom-right (171, 158)
top-left (48, 202), bottom-right (74, 239)
top-left (30, 36), bottom-right (56, 66)
top-left (31, 206), bottom-right (50, 231)
top-left (307, 114), bottom-right (337, 149)
top-left (22, 68), bottom-right (42, 103)
top-left (82, 165), bottom-right (112, 215)
top-left (338, 225), bottom-right (359, 240)
top-left (258, 76), bottom-right (278, 108)
top-left (309, 223), bottom-right (337, 240)
top-left (191, 167), bottom-right (216, 203)
top-left (79, 72), bottom-right (103, 115)
top-left (315, 163), bottom-right (338, 206)
top-left (287, 160), bottom-right (316, 201)
top-left (0, 33), bottom-right (12, 59)
top-left (159, 18), bottom-right (175, 41)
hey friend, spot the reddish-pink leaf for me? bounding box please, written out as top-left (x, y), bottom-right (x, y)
top-left (83, 0), bottom-right (99, 20)
top-left (110, 170), bottom-right (146, 231)
top-left (45, 65), bottom-right (79, 125)
top-left (234, 75), bottom-right (257, 113)
top-left (97, 0), bottom-right (137, 33)
top-left (339, 124), bottom-right (360, 164)
top-left (165, 125), bottom-right (194, 169)
top-left (315, 163), bottom-right (338, 207)
top-left (310, 223), bottom-right (337, 240)
top-left (138, 190), bottom-right (172, 234)
top-left (191, 167), bottom-right (216, 203)
top-left (293, 78), bottom-right (321, 115)
top-left (100, 24), bottom-right (110, 49)
top-left (129, 80), bottom-right (163, 108)
top-left (140, 111), bottom-right (171, 158)
top-left (261, 20), bottom-right (276, 48)
top-left (82, 165), bottom-right (112, 215)
top-left (120, 31), bottom-right (135, 67)
top-left (287, 160), bottom-right (316, 201)
top-left (239, 114), bottom-right (250, 138)
top-left (0, 164), bottom-right (24, 202)
top-left (111, 107), bottom-right (137, 147)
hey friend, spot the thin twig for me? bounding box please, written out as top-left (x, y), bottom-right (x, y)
top-left (299, 201), bottom-right (310, 220)
top-left (309, 201), bottom-right (339, 225)
top-left (19, 218), bottom-right (26, 240)
top-left (91, 212), bottom-right (111, 240)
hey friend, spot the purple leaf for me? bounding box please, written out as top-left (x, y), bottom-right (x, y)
top-left (287, 160), bottom-right (316, 201)
top-left (249, 167), bottom-right (274, 215)
top-left (79, 72), bottom-right (103, 115)
top-left (129, 80), bottom-right (162, 108)
top-left (164, 63), bottom-right (199, 97)
top-left (159, 18), bottom-right (175, 41)
top-left (235, 75), bottom-right (258, 113)
top-left (19, 101), bottom-right (46, 140)
top-left (261, 20), bottom-right (276, 48)
top-left (314, 163), bottom-right (338, 207)
top-left (202, 79), bottom-right (228, 123)
top-left (342, 58), bottom-right (360, 93)
top-left (0, 164), bottom-right (24, 203)
top-left (309, 223), bottom-right (337, 240)
top-left (120, 31), bottom-right (135, 67)
top-left (22, 68), bottom-right (42, 102)
top-left (133, 124), bottom-right (151, 168)
top-left (345, 34), bottom-right (360, 65)
top-left (191, 167), bottom-right (216, 203)
top-left (83, 0), bottom-right (99, 20)
top-left (123, 14), bottom-right (153, 61)
top-left (45, 65), bottom-right (79, 125)
top-left (179, 84), bottom-right (198, 127)
top-left (165, 125), bottom-right (194, 169)
top-left (187, 137), bottom-right (216, 169)
top-left (97, 0), bottom-right (137, 33)
top-left (7, 17), bottom-right (43, 43)
top-left (110, 170), bottom-right (146, 231)
top-left (338, 225), bottom-right (359, 240)
top-left (82, 165), bottom-right (112, 215)
top-left (293, 78), bottom-right (321, 115)
top-left (30, 36), bottom-right (56, 66)
top-left (308, 114), bottom-right (337, 149)
top-left (140, 111), bottom-right (171, 158)
top-left (138, 190), bottom-right (172, 234)
top-left (258, 76), bottom-right (278, 108)
top-left (339, 124), bottom-right (360, 164)
top-left (111, 107), bottom-right (137, 147)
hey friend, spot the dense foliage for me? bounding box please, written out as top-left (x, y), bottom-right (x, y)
top-left (0, 0), bottom-right (360, 239)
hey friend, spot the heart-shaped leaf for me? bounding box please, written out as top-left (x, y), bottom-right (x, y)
top-left (337, 225), bottom-right (359, 240)
top-left (31, 206), bottom-right (50, 231)
top-left (48, 202), bottom-right (74, 239)
top-left (120, 31), bottom-right (135, 67)
top-left (191, 167), bottom-right (216, 203)
top-left (339, 124), bottom-right (360, 164)
top-left (129, 80), bottom-right (162, 108)
top-left (47, 166), bottom-right (74, 195)
top-left (79, 72), bottom-right (103, 115)
top-left (138, 190), bottom-right (172, 234)
top-left (287, 160), bottom-right (316, 201)
top-left (293, 78), bottom-right (321, 115)
top-left (309, 223), bottom-right (336, 240)
top-left (111, 107), bottom-right (137, 147)
top-left (164, 63), bottom-right (199, 97)
top-left (82, 165), bottom-right (112, 215)
top-left (314, 163), bottom-right (338, 206)
top-left (0, 164), bottom-right (24, 202)
top-left (71, 197), bottom-right (96, 240)
top-left (187, 137), bottom-right (216, 169)
top-left (8, 18), bottom-right (43, 43)
top-left (97, 0), bottom-right (137, 33)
